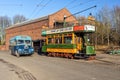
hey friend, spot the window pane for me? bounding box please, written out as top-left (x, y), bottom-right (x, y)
top-left (64, 36), bottom-right (72, 44)
top-left (17, 40), bottom-right (24, 44)
top-left (25, 40), bottom-right (31, 44)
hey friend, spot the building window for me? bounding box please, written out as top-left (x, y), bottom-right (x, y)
top-left (54, 21), bottom-right (64, 28)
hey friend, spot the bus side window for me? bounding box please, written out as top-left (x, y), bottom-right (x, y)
top-left (10, 40), bottom-right (16, 46)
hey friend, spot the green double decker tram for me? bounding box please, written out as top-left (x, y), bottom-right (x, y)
top-left (42, 25), bottom-right (96, 59)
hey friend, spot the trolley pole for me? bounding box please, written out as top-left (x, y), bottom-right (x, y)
top-left (63, 5), bottom-right (96, 27)
top-left (63, 15), bottom-right (67, 27)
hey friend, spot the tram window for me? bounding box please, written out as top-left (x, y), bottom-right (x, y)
top-left (64, 37), bottom-right (72, 44)
top-left (48, 38), bottom-right (52, 44)
top-left (78, 37), bottom-right (80, 43)
top-left (54, 22), bottom-right (64, 28)
top-left (55, 37), bottom-right (62, 44)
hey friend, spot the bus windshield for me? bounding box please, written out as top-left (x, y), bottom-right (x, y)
top-left (25, 40), bottom-right (31, 44)
top-left (17, 40), bottom-right (24, 44)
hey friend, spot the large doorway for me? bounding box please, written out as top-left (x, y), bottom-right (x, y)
top-left (33, 39), bottom-right (44, 55)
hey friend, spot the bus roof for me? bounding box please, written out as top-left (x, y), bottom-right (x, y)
top-left (10, 35), bottom-right (32, 41)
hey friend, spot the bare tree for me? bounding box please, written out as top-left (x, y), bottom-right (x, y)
top-left (13, 14), bottom-right (27, 24)
top-left (0, 16), bottom-right (12, 44)
top-left (96, 7), bottom-right (112, 46)
top-left (95, 6), bottom-right (120, 46)
top-left (113, 6), bottom-right (120, 33)
top-left (0, 14), bottom-right (27, 45)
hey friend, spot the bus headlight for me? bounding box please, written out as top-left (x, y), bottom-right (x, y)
top-left (30, 48), bottom-right (34, 52)
top-left (18, 49), bottom-right (22, 53)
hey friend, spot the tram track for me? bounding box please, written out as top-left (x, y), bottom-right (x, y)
top-left (95, 58), bottom-right (120, 69)
top-left (0, 59), bottom-right (37, 80)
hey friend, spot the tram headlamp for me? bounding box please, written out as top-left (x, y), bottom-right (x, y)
top-left (77, 51), bottom-right (79, 53)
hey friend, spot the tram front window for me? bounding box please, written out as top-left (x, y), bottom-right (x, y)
top-left (85, 34), bottom-right (93, 45)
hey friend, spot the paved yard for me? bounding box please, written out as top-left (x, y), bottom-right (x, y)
top-left (0, 51), bottom-right (120, 80)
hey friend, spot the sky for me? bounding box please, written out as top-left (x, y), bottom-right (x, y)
top-left (0, 0), bottom-right (120, 20)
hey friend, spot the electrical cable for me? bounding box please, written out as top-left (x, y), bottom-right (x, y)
top-left (32, 0), bottom-right (52, 18)
top-left (0, 4), bottom-right (22, 6)
top-left (29, 0), bottom-right (45, 18)
top-left (64, 0), bottom-right (76, 7)
top-left (68, 0), bottom-right (95, 9)
top-left (66, 5), bottom-right (97, 19)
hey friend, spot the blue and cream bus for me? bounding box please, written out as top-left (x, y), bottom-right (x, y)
top-left (9, 35), bottom-right (34, 57)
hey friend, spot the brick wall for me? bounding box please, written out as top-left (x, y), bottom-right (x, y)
top-left (4, 8), bottom-right (77, 50)
top-left (0, 45), bottom-right (6, 50)
top-left (5, 20), bottom-right (48, 50)
top-left (49, 8), bottom-right (78, 28)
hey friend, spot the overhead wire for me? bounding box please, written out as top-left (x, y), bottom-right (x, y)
top-left (0, 4), bottom-right (23, 6)
top-left (30, 0), bottom-right (52, 19)
top-left (30, 0), bottom-right (96, 19)
top-left (36, 0), bottom-right (45, 7)
top-left (0, 3), bottom-right (23, 21)
top-left (30, 0), bottom-right (78, 19)
top-left (29, 0), bottom-right (45, 18)
top-left (64, 0), bottom-right (76, 8)
top-left (68, 0), bottom-right (95, 9)
top-left (66, 5), bottom-right (97, 19)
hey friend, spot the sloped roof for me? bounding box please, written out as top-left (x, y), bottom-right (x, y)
top-left (6, 16), bottom-right (48, 29)
top-left (6, 8), bottom-right (77, 30)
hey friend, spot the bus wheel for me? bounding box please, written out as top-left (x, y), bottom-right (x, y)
top-left (10, 50), bottom-right (13, 55)
top-left (15, 51), bottom-right (20, 58)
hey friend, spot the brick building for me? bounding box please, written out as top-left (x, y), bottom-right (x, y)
top-left (5, 8), bottom-right (77, 50)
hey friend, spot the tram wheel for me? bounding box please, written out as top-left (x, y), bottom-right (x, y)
top-left (48, 53), bottom-right (51, 57)
top-left (69, 54), bottom-right (74, 59)
top-left (87, 56), bottom-right (96, 60)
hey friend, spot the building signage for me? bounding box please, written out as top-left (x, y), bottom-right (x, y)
top-left (84, 25), bottom-right (95, 31)
top-left (46, 27), bottom-right (73, 34)
top-left (74, 25), bottom-right (95, 32)
top-left (74, 26), bottom-right (84, 31)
